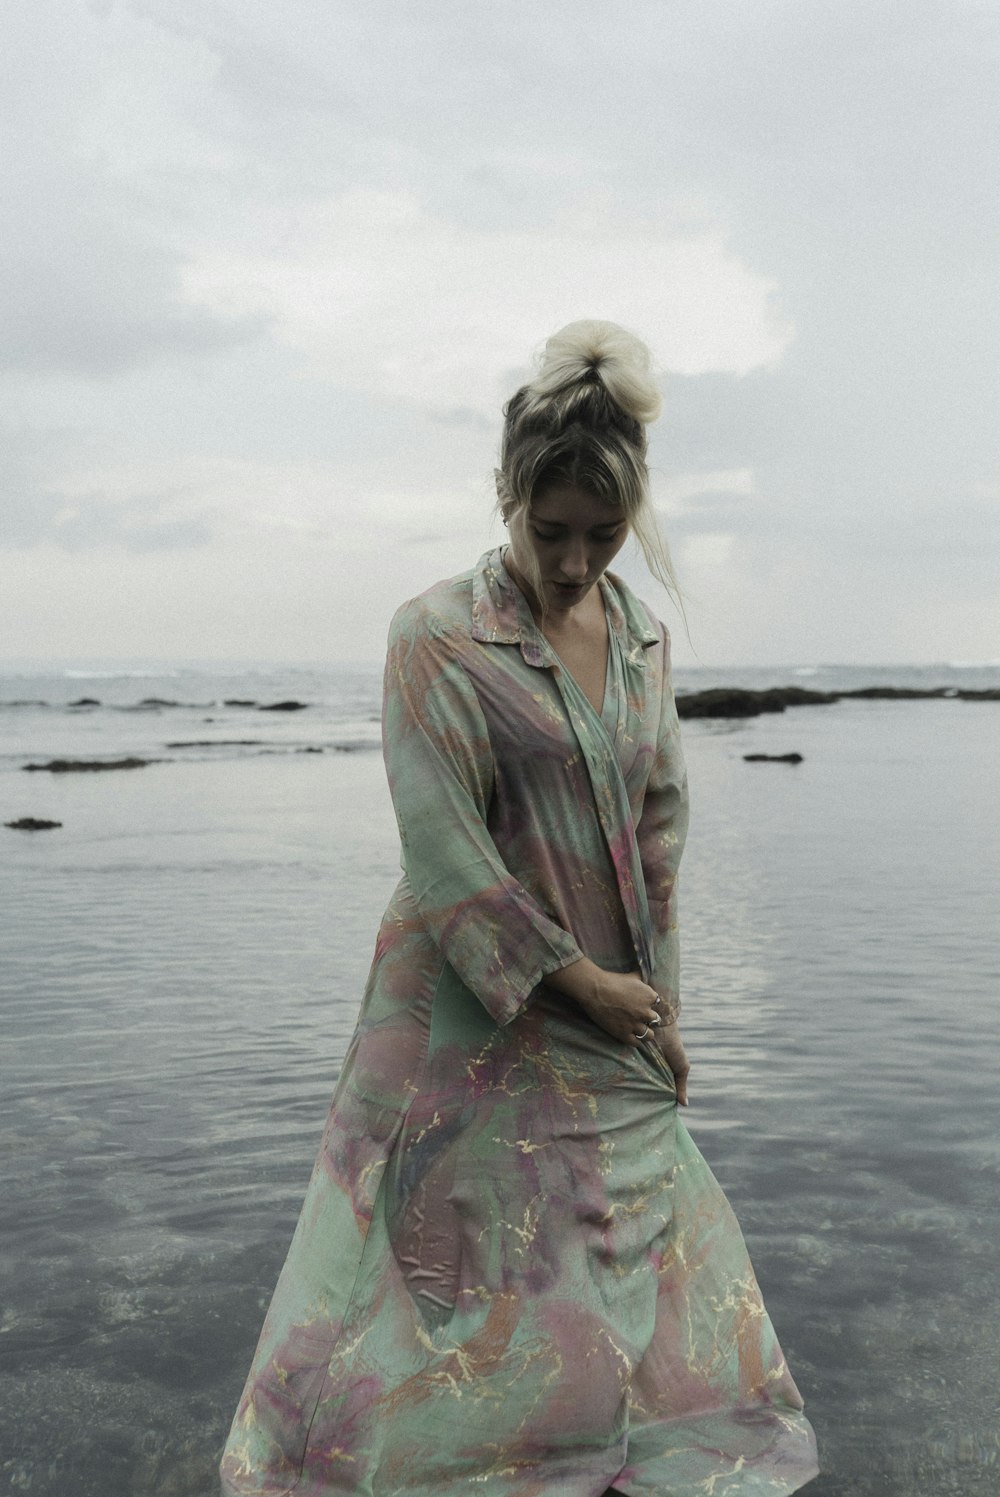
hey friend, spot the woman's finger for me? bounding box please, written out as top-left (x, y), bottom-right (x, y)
top-left (654, 1027), bottom-right (690, 1106)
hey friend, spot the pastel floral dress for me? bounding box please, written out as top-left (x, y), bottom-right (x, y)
top-left (220, 549), bottom-right (818, 1497)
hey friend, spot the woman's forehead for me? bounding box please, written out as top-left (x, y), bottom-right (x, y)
top-left (530, 484), bottom-right (626, 523)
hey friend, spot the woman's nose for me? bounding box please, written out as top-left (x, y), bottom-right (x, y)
top-left (556, 539), bottom-right (590, 579)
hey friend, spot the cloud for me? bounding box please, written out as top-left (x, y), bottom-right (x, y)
top-left (659, 500), bottom-right (758, 543)
top-left (0, 149), bottom-right (265, 377)
top-left (1, 434), bottom-right (226, 554)
top-left (2, 0), bottom-right (998, 665)
top-left (0, 3), bottom-right (265, 379)
top-left (6, 492), bottom-right (214, 553)
top-left (0, 431), bottom-right (494, 559)
top-left (131, 0), bottom-right (348, 118)
top-left (2, 470), bottom-right (219, 553)
top-left (181, 191), bottom-right (794, 416)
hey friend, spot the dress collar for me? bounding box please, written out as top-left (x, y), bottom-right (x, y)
top-left (470, 547), bottom-right (659, 669)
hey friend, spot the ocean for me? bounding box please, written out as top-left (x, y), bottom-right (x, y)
top-left (2, 660), bottom-right (999, 1496)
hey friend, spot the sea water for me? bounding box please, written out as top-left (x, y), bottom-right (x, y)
top-left (1, 662), bottom-right (999, 1496)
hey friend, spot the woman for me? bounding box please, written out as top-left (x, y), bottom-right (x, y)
top-left (221, 321), bottom-right (819, 1496)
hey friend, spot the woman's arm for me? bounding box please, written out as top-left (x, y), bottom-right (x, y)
top-left (383, 598), bottom-right (583, 1026)
top-left (634, 624), bottom-right (689, 1023)
top-left (632, 623), bottom-right (691, 1101)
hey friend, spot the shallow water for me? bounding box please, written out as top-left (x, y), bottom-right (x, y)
top-left (2, 667), bottom-right (999, 1495)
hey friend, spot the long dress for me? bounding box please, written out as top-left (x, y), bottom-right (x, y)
top-left (220, 548), bottom-right (819, 1497)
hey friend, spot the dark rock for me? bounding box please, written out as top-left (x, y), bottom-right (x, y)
top-left (5, 816), bottom-right (63, 830)
top-left (675, 687), bottom-right (836, 719)
top-left (674, 682), bottom-right (1000, 719)
top-left (772, 686), bottom-right (840, 706)
top-left (676, 688), bottom-right (783, 719)
top-left (296, 746), bottom-right (324, 753)
top-left (22, 757), bottom-right (157, 773)
top-left (69, 697), bottom-right (101, 707)
top-left (138, 697), bottom-right (179, 707)
top-left (837, 686), bottom-right (950, 700)
top-left (259, 700), bottom-right (309, 712)
top-left (743, 752), bottom-right (804, 764)
top-left (224, 698), bottom-right (257, 707)
top-left (167, 739), bottom-right (264, 748)
top-left (3, 699), bottom-right (49, 707)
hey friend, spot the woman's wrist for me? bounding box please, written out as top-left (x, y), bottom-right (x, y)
top-left (544, 956), bottom-right (603, 1009)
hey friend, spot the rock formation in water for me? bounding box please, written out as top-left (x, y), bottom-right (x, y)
top-left (676, 685), bottom-right (1000, 718)
top-left (22, 757), bottom-right (158, 773)
top-left (675, 687), bottom-right (836, 718)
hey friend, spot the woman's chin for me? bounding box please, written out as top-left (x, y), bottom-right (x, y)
top-left (547, 581), bottom-right (592, 608)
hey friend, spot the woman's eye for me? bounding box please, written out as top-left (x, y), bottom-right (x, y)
top-left (531, 527), bottom-right (622, 542)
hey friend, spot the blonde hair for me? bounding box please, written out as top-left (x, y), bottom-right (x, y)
top-left (495, 319), bottom-right (680, 611)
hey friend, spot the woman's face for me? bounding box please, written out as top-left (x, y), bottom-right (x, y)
top-left (509, 484), bottom-right (629, 613)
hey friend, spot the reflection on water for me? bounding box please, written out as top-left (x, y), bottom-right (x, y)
top-left (2, 699), bottom-right (999, 1494)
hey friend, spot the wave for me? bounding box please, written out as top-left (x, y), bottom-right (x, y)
top-left (62, 669), bottom-right (182, 680)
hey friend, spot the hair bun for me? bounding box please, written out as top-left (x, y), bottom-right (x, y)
top-left (530, 319), bottom-right (662, 425)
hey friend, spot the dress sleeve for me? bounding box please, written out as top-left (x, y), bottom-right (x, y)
top-left (634, 623), bottom-right (690, 1018)
top-left (382, 598), bottom-right (583, 1026)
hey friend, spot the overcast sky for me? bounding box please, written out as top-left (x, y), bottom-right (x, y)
top-left (3, 0), bottom-right (998, 667)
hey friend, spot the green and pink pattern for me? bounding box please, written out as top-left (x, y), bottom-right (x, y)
top-left (220, 550), bottom-right (818, 1496)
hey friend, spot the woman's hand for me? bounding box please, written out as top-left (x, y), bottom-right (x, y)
top-left (545, 958), bottom-right (690, 1105)
top-left (574, 969), bottom-right (666, 1048)
top-left (544, 960), bottom-right (662, 1046)
top-left (652, 1018), bottom-right (690, 1107)
top-left (580, 969), bottom-right (691, 1106)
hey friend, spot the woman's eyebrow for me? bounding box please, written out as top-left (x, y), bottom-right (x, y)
top-left (532, 519), bottom-right (623, 531)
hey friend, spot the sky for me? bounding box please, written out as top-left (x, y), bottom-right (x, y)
top-left (2, 0), bottom-right (998, 668)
